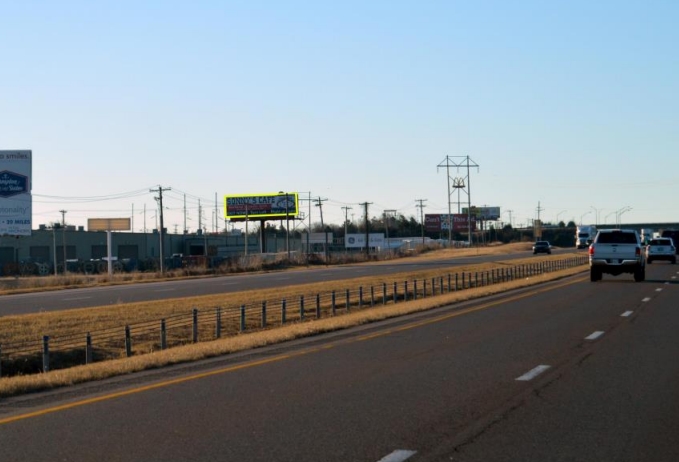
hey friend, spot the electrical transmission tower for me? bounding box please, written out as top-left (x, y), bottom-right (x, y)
top-left (437, 156), bottom-right (479, 246)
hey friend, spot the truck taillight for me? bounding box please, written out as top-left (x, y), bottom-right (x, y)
top-left (588, 246), bottom-right (594, 256)
top-left (635, 247), bottom-right (641, 256)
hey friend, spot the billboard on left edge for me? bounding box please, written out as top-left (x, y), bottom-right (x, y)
top-left (224, 192), bottom-right (299, 220)
top-left (0, 150), bottom-right (32, 236)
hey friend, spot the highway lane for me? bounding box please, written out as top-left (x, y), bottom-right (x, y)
top-left (0, 248), bottom-right (576, 315)
top-left (1, 260), bottom-right (675, 461)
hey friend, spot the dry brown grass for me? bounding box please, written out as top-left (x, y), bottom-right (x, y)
top-left (0, 245), bottom-right (587, 397)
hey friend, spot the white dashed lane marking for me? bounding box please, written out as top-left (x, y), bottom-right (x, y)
top-left (377, 450), bottom-right (417, 462)
top-left (516, 365), bottom-right (551, 381)
top-left (621, 311), bottom-right (634, 317)
top-left (585, 331), bottom-right (605, 340)
top-left (642, 297), bottom-right (651, 302)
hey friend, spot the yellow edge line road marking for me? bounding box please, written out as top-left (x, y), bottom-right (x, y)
top-left (0, 276), bottom-right (585, 426)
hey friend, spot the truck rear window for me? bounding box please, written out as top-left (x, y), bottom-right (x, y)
top-left (597, 232), bottom-right (637, 244)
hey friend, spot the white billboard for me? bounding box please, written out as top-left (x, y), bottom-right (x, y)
top-left (345, 233), bottom-right (385, 249)
top-left (0, 150), bottom-right (32, 236)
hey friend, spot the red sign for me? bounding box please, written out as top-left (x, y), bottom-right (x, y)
top-left (425, 214), bottom-right (477, 232)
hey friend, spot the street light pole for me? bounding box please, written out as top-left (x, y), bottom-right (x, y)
top-left (556, 210), bottom-right (567, 225)
top-left (580, 211), bottom-right (591, 226)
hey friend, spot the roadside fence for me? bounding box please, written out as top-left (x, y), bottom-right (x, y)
top-left (0, 256), bottom-right (588, 378)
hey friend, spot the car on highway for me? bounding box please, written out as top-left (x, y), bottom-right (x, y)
top-left (645, 238), bottom-right (676, 264)
top-left (532, 241), bottom-right (551, 255)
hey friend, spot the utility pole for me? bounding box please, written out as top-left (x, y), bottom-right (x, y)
top-left (59, 209), bottom-right (67, 274)
top-left (315, 197), bottom-right (328, 261)
top-left (416, 199), bottom-right (427, 247)
top-left (342, 206), bottom-right (352, 253)
top-left (360, 202), bottom-right (372, 257)
top-left (535, 201), bottom-right (544, 240)
top-left (150, 185), bottom-right (171, 273)
top-left (384, 209), bottom-right (396, 252)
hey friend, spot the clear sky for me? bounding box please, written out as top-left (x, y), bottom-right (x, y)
top-left (2, 0), bottom-right (677, 233)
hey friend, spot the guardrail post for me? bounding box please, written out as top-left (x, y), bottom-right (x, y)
top-left (475, 272), bottom-right (479, 287)
top-left (125, 326), bottom-right (132, 358)
top-left (447, 274), bottom-right (451, 292)
top-left (282, 299), bottom-right (287, 324)
top-left (393, 282), bottom-right (398, 304)
top-left (359, 287), bottom-right (363, 309)
top-left (404, 281), bottom-right (408, 301)
top-left (316, 294), bottom-right (321, 318)
top-left (455, 273), bottom-right (459, 291)
top-left (439, 277), bottom-right (444, 294)
top-left (300, 296), bottom-right (305, 321)
top-left (414, 280), bottom-right (418, 300)
top-left (382, 283), bottom-right (387, 305)
top-left (42, 335), bottom-right (50, 373)
top-left (0, 344), bottom-right (2, 378)
top-left (261, 302), bottom-right (267, 328)
top-left (193, 308), bottom-right (199, 343)
top-left (345, 289), bottom-right (350, 312)
top-left (86, 332), bottom-right (93, 364)
top-left (331, 291), bottom-right (336, 315)
top-left (370, 286), bottom-right (375, 307)
top-left (431, 277), bottom-right (435, 294)
top-left (423, 279), bottom-right (427, 297)
top-left (216, 307), bottom-right (222, 338)
top-left (160, 320), bottom-right (167, 350)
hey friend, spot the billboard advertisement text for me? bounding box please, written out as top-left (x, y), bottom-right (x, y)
top-left (0, 150), bottom-right (32, 236)
top-left (225, 193), bottom-right (299, 220)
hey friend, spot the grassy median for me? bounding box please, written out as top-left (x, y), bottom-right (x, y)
top-left (0, 244), bottom-right (588, 397)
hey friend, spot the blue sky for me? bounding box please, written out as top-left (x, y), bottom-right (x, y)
top-left (2, 0), bottom-right (677, 233)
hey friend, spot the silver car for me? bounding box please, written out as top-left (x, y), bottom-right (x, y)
top-left (646, 238), bottom-right (676, 264)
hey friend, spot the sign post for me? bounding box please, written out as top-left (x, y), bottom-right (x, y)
top-left (88, 218), bottom-right (131, 275)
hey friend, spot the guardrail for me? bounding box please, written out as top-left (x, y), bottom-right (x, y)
top-left (0, 256), bottom-right (588, 378)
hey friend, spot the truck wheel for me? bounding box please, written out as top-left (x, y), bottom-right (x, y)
top-left (673, 257), bottom-right (677, 265)
top-left (634, 267), bottom-right (645, 282)
top-left (647, 258), bottom-right (653, 264)
top-left (590, 268), bottom-right (601, 282)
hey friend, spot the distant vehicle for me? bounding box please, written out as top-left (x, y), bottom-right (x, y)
top-left (646, 238), bottom-right (676, 264)
top-left (532, 241), bottom-right (551, 254)
top-left (576, 225), bottom-right (597, 249)
top-left (589, 229), bottom-right (645, 282)
top-left (640, 228), bottom-right (654, 245)
top-left (660, 230), bottom-right (679, 254)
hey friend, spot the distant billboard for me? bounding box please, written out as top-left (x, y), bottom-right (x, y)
top-left (0, 150), bottom-right (32, 236)
top-left (425, 214), bottom-right (477, 232)
top-left (225, 192), bottom-right (299, 220)
top-left (88, 218), bottom-right (131, 231)
top-left (345, 233), bottom-right (385, 249)
top-left (461, 206), bottom-right (501, 220)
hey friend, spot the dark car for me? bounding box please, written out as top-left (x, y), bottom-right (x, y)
top-left (532, 241), bottom-right (551, 254)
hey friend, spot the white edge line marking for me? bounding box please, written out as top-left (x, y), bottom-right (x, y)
top-left (621, 311), bottom-right (634, 317)
top-left (642, 297), bottom-right (651, 302)
top-left (515, 365), bottom-right (551, 381)
top-left (377, 450), bottom-right (417, 462)
top-left (62, 297), bottom-right (92, 301)
top-left (585, 331), bottom-right (605, 340)
top-left (153, 288), bottom-right (176, 292)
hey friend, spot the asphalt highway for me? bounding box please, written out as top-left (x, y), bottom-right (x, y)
top-left (0, 260), bottom-right (677, 461)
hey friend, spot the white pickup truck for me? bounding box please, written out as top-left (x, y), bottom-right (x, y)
top-left (588, 229), bottom-right (646, 282)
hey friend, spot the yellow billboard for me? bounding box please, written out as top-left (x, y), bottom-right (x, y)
top-left (224, 192), bottom-right (299, 220)
top-left (88, 218), bottom-right (131, 231)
